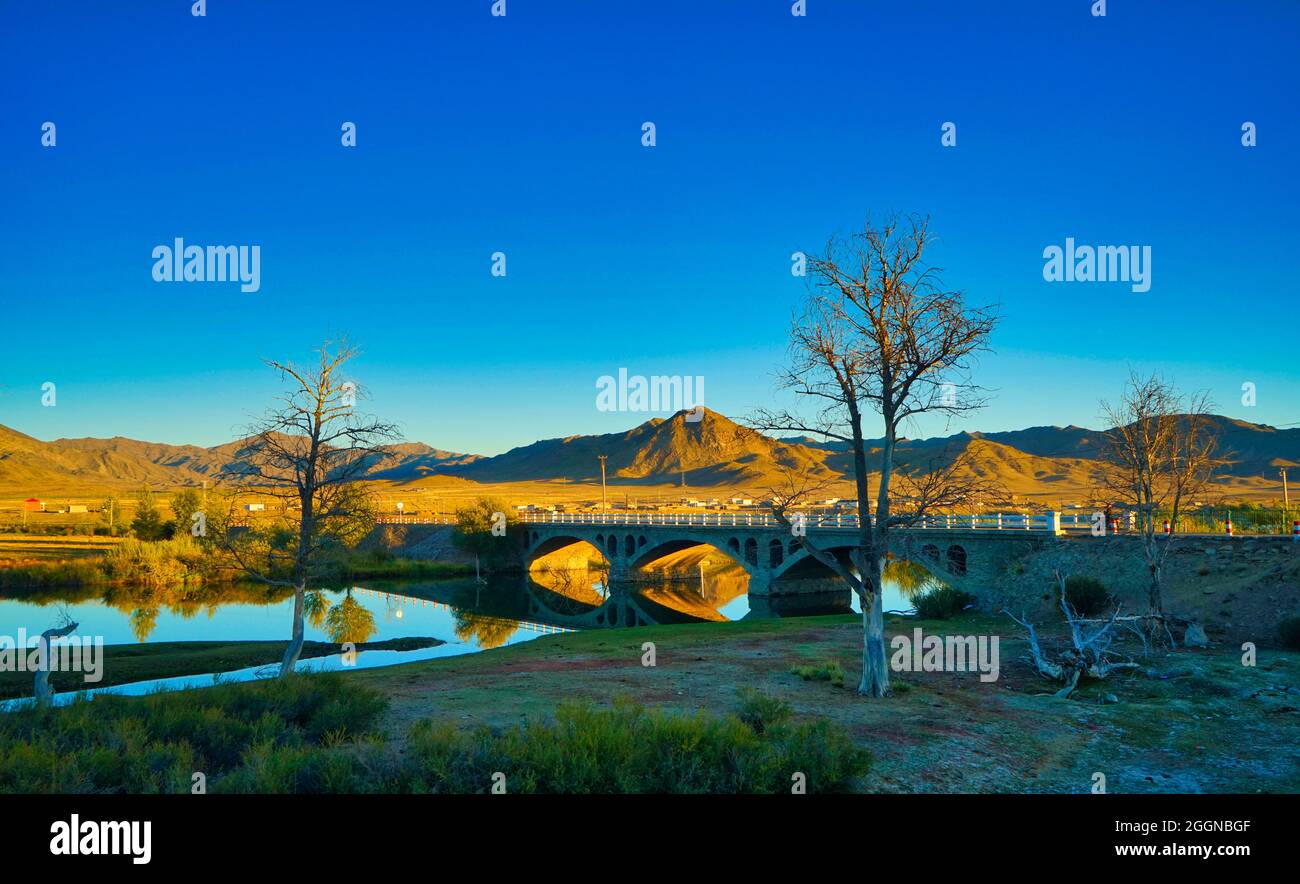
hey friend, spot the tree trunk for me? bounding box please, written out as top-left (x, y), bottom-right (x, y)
top-left (34, 622), bottom-right (79, 708)
top-left (1147, 562), bottom-right (1163, 619)
top-left (857, 557), bottom-right (891, 697)
top-left (279, 583), bottom-right (306, 677)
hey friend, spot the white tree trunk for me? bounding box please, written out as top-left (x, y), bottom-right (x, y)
top-left (858, 558), bottom-right (890, 697)
top-left (279, 583), bottom-right (306, 677)
top-left (34, 622), bottom-right (79, 708)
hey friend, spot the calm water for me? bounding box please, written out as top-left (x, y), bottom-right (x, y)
top-left (0, 566), bottom-right (917, 706)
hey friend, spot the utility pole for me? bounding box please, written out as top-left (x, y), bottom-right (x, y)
top-left (1283, 468), bottom-right (1291, 518)
top-left (598, 455), bottom-right (608, 511)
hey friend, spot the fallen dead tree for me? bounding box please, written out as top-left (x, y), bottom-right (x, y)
top-left (1003, 570), bottom-right (1142, 699)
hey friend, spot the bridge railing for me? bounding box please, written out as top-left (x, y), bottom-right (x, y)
top-left (518, 510), bottom-right (1070, 534)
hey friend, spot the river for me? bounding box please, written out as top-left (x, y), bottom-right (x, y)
top-left (0, 563), bottom-right (929, 706)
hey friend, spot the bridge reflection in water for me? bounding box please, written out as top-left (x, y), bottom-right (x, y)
top-left (514, 538), bottom-right (941, 631)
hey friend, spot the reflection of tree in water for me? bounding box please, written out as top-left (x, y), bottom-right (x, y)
top-left (453, 611), bottom-right (519, 650)
top-left (304, 590), bottom-right (330, 629)
top-left (324, 590), bottom-right (377, 645)
top-left (883, 558), bottom-right (945, 601)
top-left (2, 583), bottom-right (297, 642)
top-left (129, 607), bottom-right (159, 642)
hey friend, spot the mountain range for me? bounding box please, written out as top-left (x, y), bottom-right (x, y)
top-left (2, 409), bottom-right (1297, 500)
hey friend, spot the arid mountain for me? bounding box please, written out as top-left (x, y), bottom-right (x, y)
top-left (0, 424), bottom-right (479, 492)
top-left (448, 407), bottom-right (830, 485)
top-left (1, 411), bottom-right (1296, 498)
top-left (784, 415), bottom-right (1300, 481)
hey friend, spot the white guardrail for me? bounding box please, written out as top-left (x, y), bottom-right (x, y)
top-left (512, 510), bottom-right (1098, 533)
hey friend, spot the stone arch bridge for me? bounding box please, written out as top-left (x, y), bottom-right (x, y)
top-left (520, 511), bottom-right (1299, 599)
top-left (523, 512), bottom-right (1071, 596)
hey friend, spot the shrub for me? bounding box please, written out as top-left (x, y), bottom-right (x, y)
top-left (101, 537), bottom-right (211, 587)
top-left (404, 697), bottom-right (868, 794)
top-left (1277, 616), bottom-right (1300, 650)
top-left (736, 687), bottom-right (792, 733)
top-left (1063, 576), bottom-right (1112, 617)
top-left (0, 674), bottom-right (387, 793)
top-left (912, 586), bottom-right (976, 620)
top-left (790, 660), bottom-right (845, 687)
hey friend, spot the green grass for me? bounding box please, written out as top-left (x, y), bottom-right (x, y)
top-left (0, 674), bottom-right (387, 793)
top-left (790, 659), bottom-right (846, 687)
top-left (319, 552), bottom-right (472, 581)
top-left (0, 537), bottom-right (219, 589)
top-left (0, 672), bottom-right (867, 794)
top-left (911, 585), bottom-right (977, 620)
top-left (402, 695), bottom-right (869, 794)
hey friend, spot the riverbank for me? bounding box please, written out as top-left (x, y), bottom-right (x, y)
top-left (0, 533), bottom-right (474, 590)
top-left (0, 636), bottom-right (443, 700)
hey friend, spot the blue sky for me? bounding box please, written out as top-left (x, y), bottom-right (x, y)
top-left (2, 0), bottom-right (1296, 455)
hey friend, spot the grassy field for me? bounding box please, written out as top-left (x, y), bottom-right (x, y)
top-left (352, 612), bottom-right (1300, 793)
top-left (0, 534), bottom-right (127, 564)
top-left (2, 611), bottom-right (1296, 792)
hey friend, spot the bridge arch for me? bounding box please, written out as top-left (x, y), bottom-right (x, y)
top-left (768, 538), bottom-right (785, 568)
top-left (527, 534), bottom-right (611, 572)
top-left (946, 544), bottom-right (967, 577)
top-left (628, 534), bottom-right (754, 577)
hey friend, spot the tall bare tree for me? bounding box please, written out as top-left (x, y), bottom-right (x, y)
top-left (1097, 371), bottom-right (1220, 635)
top-left (751, 215), bottom-right (998, 696)
top-left (217, 341), bottom-right (399, 677)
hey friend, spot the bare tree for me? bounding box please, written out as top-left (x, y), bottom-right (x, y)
top-left (1097, 371), bottom-right (1220, 636)
top-left (34, 611), bottom-right (79, 708)
top-left (1003, 569), bottom-right (1140, 699)
top-left (750, 215), bottom-right (998, 697)
top-left (216, 341), bottom-right (400, 677)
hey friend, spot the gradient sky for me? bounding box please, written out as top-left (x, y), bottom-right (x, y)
top-left (2, 0), bottom-right (1297, 456)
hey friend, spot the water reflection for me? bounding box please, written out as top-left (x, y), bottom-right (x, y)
top-left (323, 589), bottom-right (378, 645)
top-left (0, 555), bottom-right (945, 656)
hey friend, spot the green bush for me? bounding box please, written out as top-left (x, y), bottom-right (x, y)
top-left (101, 537), bottom-right (211, 587)
top-left (1063, 576), bottom-right (1112, 616)
top-left (0, 682), bottom-right (869, 794)
top-left (404, 696), bottom-right (868, 794)
top-left (912, 586), bottom-right (976, 619)
top-left (790, 660), bottom-right (845, 687)
top-left (1277, 616), bottom-right (1300, 650)
top-left (0, 674), bottom-right (387, 793)
top-left (736, 687), bottom-right (792, 733)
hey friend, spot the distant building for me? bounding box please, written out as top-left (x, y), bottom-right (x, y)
top-left (66, 504), bottom-right (88, 514)
top-left (22, 498), bottom-right (44, 512)
top-left (243, 503), bottom-right (266, 512)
